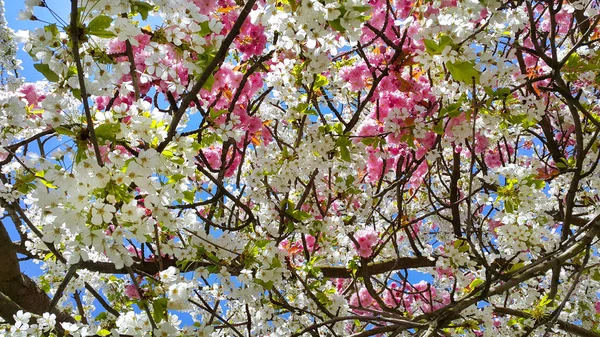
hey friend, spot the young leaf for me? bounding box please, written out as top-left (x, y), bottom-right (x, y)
top-left (152, 298), bottom-right (169, 324)
top-left (131, 1), bottom-right (154, 21)
top-left (95, 123), bottom-right (121, 142)
top-left (446, 61), bottom-right (480, 84)
top-left (87, 15), bottom-right (116, 38)
top-left (34, 64), bottom-right (60, 82)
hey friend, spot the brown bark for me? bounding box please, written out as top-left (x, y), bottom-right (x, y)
top-left (0, 221), bottom-right (74, 325)
top-left (76, 255), bottom-right (437, 279)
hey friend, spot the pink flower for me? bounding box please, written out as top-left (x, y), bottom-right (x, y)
top-left (0, 151), bottom-right (9, 162)
top-left (126, 245), bottom-right (143, 259)
top-left (488, 220), bottom-right (504, 237)
top-left (349, 287), bottom-right (380, 315)
top-left (200, 147), bottom-right (222, 170)
top-left (474, 133), bottom-right (489, 154)
top-left (305, 234), bottom-right (317, 252)
top-left (353, 229), bottom-right (379, 258)
top-left (340, 63), bottom-right (371, 91)
top-left (94, 96), bottom-right (110, 111)
top-left (436, 265), bottom-right (454, 278)
top-left (484, 150), bottom-right (503, 168)
top-left (366, 151), bottom-right (385, 182)
top-left (124, 284), bottom-right (141, 299)
top-left (235, 22), bottom-right (267, 59)
top-left (19, 83), bottom-right (46, 108)
top-left (440, 0), bottom-right (457, 7)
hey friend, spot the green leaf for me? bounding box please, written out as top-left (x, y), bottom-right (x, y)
top-left (336, 135), bottom-right (351, 146)
top-left (171, 156), bottom-right (184, 165)
top-left (468, 278), bottom-right (484, 290)
top-left (255, 279), bottom-right (274, 290)
top-left (131, 1), bottom-right (153, 20)
top-left (295, 102), bottom-right (309, 114)
top-left (72, 88), bottom-right (82, 100)
top-left (313, 74), bottom-right (328, 89)
top-left (182, 190), bottom-right (195, 203)
top-left (442, 101), bottom-right (462, 118)
top-left (353, 5), bottom-right (372, 14)
top-left (438, 35), bottom-right (453, 50)
top-left (446, 61), bottom-right (480, 84)
top-left (209, 108), bottom-right (227, 121)
top-left (94, 312), bottom-right (108, 321)
top-left (95, 123), bottom-right (121, 142)
top-left (55, 126), bottom-right (76, 137)
top-left (361, 137), bottom-right (377, 147)
top-left (254, 239), bottom-right (270, 249)
top-left (168, 174), bottom-right (186, 183)
top-left (507, 262), bottom-right (525, 272)
top-left (453, 239), bottom-right (469, 252)
top-left (556, 157), bottom-right (569, 170)
top-left (328, 19), bottom-right (346, 33)
top-left (87, 15), bottom-right (116, 38)
top-left (41, 179), bottom-right (57, 189)
top-left (87, 30), bottom-right (116, 39)
top-left (433, 119), bottom-right (445, 135)
top-left (496, 87), bottom-right (511, 97)
top-left (34, 63), bottom-right (59, 82)
top-left (332, 122), bottom-right (344, 135)
top-left (198, 21), bottom-right (212, 37)
top-left (97, 329), bottom-right (111, 337)
top-left (423, 39), bottom-right (439, 55)
top-left (152, 298), bottom-right (169, 324)
top-left (505, 199), bottom-right (515, 213)
top-left (87, 15), bottom-right (112, 32)
top-left (291, 210), bottom-right (311, 222)
top-left (339, 146), bottom-right (351, 162)
top-left (202, 73), bottom-right (215, 90)
top-left (44, 252), bottom-right (55, 261)
top-left (424, 35), bottom-right (453, 55)
top-left (44, 24), bottom-right (59, 37)
top-left (347, 258), bottom-right (360, 277)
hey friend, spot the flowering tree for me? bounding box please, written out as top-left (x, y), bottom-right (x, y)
top-left (1, 0), bottom-right (600, 335)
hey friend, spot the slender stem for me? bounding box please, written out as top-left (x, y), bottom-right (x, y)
top-left (70, 0), bottom-right (103, 167)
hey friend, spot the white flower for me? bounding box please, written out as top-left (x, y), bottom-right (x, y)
top-left (394, 17), bottom-right (414, 26)
top-left (13, 311), bottom-right (31, 330)
top-left (112, 17), bottom-right (140, 45)
top-left (137, 148), bottom-right (160, 167)
top-left (95, 110), bottom-right (113, 123)
top-left (91, 201), bottom-right (116, 226)
top-left (324, 3), bottom-right (341, 20)
top-left (165, 27), bottom-right (185, 46)
top-left (159, 266), bottom-right (178, 284)
top-left (37, 313), bottom-right (56, 331)
top-left (208, 19), bottom-right (223, 34)
top-left (17, 10), bottom-right (34, 21)
top-left (81, 229), bottom-right (107, 252)
top-left (61, 322), bottom-right (80, 336)
top-left (167, 282), bottom-right (192, 310)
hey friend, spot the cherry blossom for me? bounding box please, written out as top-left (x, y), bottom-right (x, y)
top-left (0, 0), bottom-right (599, 336)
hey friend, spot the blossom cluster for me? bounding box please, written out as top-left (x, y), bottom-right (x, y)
top-left (0, 0), bottom-right (599, 336)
